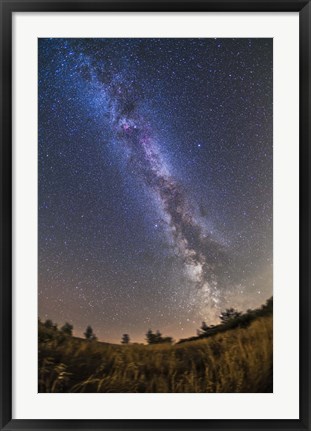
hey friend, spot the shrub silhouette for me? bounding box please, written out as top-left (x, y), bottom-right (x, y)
top-left (219, 308), bottom-right (241, 323)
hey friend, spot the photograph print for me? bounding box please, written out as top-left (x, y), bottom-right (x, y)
top-left (38, 38), bottom-right (273, 393)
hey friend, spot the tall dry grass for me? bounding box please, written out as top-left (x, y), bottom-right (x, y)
top-left (38, 315), bottom-right (272, 393)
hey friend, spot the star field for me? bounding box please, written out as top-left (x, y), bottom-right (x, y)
top-left (39, 38), bottom-right (272, 343)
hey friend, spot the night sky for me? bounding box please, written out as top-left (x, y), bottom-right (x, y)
top-left (38, 38), bottom-right (273, 343)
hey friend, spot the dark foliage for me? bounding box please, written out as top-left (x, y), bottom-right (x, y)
top-left (84, 325), bottom-right (97, 341)
top-left (121, 333), bottom-right (130, 344)
top-left (61, 322), bottom-right (73, 336)
top-left (178, 296), bottom-right (273, 344)
top-left (146, 329), bottom-right (173, 344)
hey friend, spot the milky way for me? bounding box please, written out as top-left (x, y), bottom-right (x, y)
top-left (39, 39), bottom-right (273, 342)
top-left (89, 59), bottom-right (227, 306)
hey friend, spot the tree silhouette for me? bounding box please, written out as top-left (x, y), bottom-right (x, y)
top-left (44, 319), bottom-right (54, 329)
top-left (146, 329), bottom-right (156, 344)
top-left (61, 322), bottom-right (73, 336)
top-left (146, 329), bottom-right (173, 344)
top-left (121, 334), bottom-right (130, 344)
top-left (263, 297), bottom-right (273, 312)
top-left (84, 325), bottom-right (97, 341)
top-left (219, 308), bottom-right (241, 323)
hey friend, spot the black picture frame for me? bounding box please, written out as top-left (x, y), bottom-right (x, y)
top-left (1, 1), bottom-right (310, 430)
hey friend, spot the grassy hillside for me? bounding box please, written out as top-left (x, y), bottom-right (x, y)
top-left (38, 314), bottom-right (272, 393)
